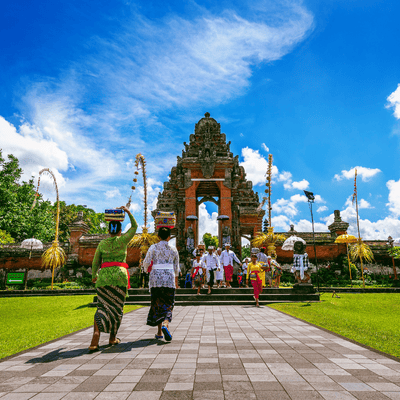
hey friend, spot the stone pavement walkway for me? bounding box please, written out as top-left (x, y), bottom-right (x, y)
top-left (1, 306), bottom-right (400, 400)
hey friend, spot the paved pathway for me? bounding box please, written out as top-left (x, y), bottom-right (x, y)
top-left (1, 306), bottom-right (400, 400)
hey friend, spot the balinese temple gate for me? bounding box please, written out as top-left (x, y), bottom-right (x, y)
top-left (153, 113), bottom-right (264, 257)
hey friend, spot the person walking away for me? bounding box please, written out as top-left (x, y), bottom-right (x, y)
top-left (257, 247), bottom-right (269, 287)
top-left (246, 250), bottom-right (268, 307)
top-left (215, 247), bottom-right (224, 288)
top-left (220, 243), bottom-right (242, 288)
top-left (89, 206), bottom-right (138, 351)
top-left (191, 251), bottom-right (206, 295)
top-left (242, 258), bottom-right (250, 287)
top-left (237, 270), bottom-right (244, 287)
top-left (272, 259), bottom-right (282, 288)
top-left (143, 227), bottom-right (179, 341)
top-left (203, 246), bottom-right (220, 294)
top-left (139, 259), bottom-right (149, 288)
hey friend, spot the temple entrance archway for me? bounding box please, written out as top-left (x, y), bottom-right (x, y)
top-left (153, 112), bottom-right (265, 258)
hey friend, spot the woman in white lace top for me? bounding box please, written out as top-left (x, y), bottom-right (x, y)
top-left (143, 227), bottom-right (179, 341)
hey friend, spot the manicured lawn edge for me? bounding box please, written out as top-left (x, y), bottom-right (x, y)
top-left (268, 305), bottom-right (400, 363)
top-left (0, 305), bottom-right (145, 363)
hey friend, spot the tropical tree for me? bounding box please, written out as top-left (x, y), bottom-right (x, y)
top-left (203, 233), bottom-right (219, 249)
top-left (0, 151), bottom-right (55, 242)
top-left (54, 202), bottom-right (107, 242)
top-left (0, 229), bottom-right (14, 245)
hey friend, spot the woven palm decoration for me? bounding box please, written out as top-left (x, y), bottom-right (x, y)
top-left (128, 153), bottom-right (159, 257)
top-left (33, 168), bottom-right (66, 290)
top-left (348, 169), bottom-right (374, 287)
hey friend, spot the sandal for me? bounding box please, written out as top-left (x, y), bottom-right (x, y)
top-left (109, 338), bottom-right (121, 346)
top-left (88, 345), bottom-right (100, 353)
top-left (161, 325), bottom-right (172, 342)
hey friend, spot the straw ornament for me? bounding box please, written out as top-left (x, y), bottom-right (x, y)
top-left (128, 153), bottom-right (159, 257)
top-left (348, 168), bottom-right (374, 287)
top-left (32, 168), bottom-right (66, 290)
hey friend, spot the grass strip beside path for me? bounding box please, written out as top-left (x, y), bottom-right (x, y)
top-left (269, 293), bottom-right (400, 358)
top-left (0, 295), bottom-right (142, 359)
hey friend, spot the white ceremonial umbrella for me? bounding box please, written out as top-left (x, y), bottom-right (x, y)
top-left (281, 235), bottom-right (306, 251)
top-left (21, 238), bottom-right (43, 259)
top-left (393, 238), bottom-right (400, 246)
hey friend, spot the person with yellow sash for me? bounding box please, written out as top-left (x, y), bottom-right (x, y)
top-left (246, 249), bottom-right (269, 307)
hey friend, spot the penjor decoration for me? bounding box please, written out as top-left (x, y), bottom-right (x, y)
top-left (252, 154), bottom-right (285, 258)
top-left (128, 153), bottom-right (159, 258)
top-left (32, 168), bottom-right (66, 290)
top-left (348, 169), bottom-right (374, 288)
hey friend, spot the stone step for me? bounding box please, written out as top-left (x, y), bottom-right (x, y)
top-left (92, 286), bottom-right (320, 306)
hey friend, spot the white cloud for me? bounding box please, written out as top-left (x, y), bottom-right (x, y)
top-left (334, 166), bottom-right (381, 182)
top-left (105, 188), bottom-right (121, 199)
top-left (261, 143), bottom-right (269, 152)
top-left (0, 116), bottom-right (69, 183)
top-left (240, 133), bottom-right (244, 137)
top-left (323, 206), bottom-right (400, 240)
top-left (273, 193), bottom-right (324, 218)
top-left (278, 171), bottom-right (292, 182)
top-left (387, 84), bottom-right (400, 119)
top-left (271, 215), bottom-right (292, 231)
top-left (291, 179), bottom-right (309, 190)
top-left (198, 203), bottom-right (218, 239)
top-left (240, 147), bottom-right (269, 185)
top-left (1, 1), bottom-right (314, 224)
top-left (387, 179), bottom-right (400, 216)
top-left (344, 196), bottom-right (372, 209)
top-left (317, 206), bottom-right (328, 213)
top-left (284, 178), bottom-right (309, 190)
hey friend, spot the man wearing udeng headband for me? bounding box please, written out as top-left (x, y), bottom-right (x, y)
top-left (89, 206), bottom-right (138, 351)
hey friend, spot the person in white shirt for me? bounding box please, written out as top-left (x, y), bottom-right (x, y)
top-left (257, 247), bottom-right (271, 287)
top-left (191, 252), bottom-right (206, 295)
top-left (215, 247), bottom-right (225, 287)
top-left (219, 243), bottom-right (242, 288)
top-left (203, 246), bottom-right (221, 294)
top-left (242, 258), bottom-right (250, 287)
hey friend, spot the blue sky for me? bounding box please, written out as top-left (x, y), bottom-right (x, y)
top-left (1, 0), bottom-right (400, 242)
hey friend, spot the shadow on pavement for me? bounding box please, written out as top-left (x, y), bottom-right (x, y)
top-left (26, 338), bottom-right (167, 363)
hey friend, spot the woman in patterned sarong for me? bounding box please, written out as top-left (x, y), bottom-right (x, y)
top-left (143, 227), bottom-right (179, 341)
top-left (246, 250), bottom-right (269, 307)
top-left (89, 206), bottom-right (138, 351)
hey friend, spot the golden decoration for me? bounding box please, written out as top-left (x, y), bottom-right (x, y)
top-left (128, 153), bottom-right (159, 258)
top-left (348, 169), bottom-right (374, 287)
top-left (32, 168), bottom-right (66, 290)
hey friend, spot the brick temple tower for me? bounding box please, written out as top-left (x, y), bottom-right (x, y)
top-left (153, 113), bottom-right (264, 256)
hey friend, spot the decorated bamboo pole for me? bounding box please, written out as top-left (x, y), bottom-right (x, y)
top-left (128, 153), bottom-right (159, 258)
top-left (267, 154), bottom-right (273, 227)
top-left (33, 168), bottom-right (66, 290)
top-left (253, 154), bottom-right (285, 259)
top-left (353, 170), bottom-right (365, 287)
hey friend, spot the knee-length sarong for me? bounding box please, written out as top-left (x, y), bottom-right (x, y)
top-left (251, 279), bottom-right (263, 299)
top-left (147, 287), bottom-right (175, 326)
top-left (224, 265), bottom-right (233, 281)
top-left (95, 285), bottom-right (127, 336)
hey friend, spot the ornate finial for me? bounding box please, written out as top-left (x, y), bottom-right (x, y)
top-left (204, 112), bottom-right (210, 118)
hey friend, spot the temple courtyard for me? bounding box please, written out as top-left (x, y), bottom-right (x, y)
top-left (1, 305), bottom-right (400, 400)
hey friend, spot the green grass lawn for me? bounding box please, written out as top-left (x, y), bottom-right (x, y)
top-left (0, 295), bottom-right (142, 359)
top-left (269, 293), bottom-right (400, 358)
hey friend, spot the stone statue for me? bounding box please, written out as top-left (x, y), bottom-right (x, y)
top-left (222, 226), bottom-right (231, 247)
top-left (291, 241), bottom-right (311, 284)
top-left (186, 226), bottom-right (195, 253)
